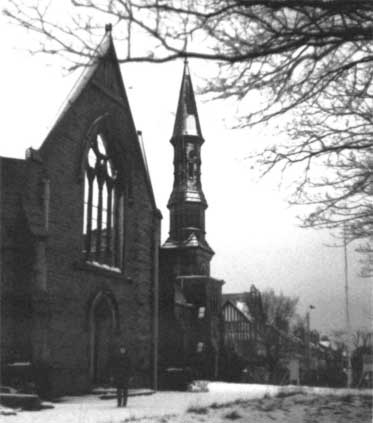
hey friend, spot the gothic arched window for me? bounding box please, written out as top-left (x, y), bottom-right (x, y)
top-left (83, 133), bottom-right (124, 269)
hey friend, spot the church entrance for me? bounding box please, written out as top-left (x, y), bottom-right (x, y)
top-left (89, 292), bottom-right (117, 385)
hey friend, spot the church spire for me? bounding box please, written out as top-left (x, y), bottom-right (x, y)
top-left (172, 60), bottom-right (203, 139)
top-left (164, 62), bottom-right (213, 256)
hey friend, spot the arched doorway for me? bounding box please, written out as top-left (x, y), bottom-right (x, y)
top-left (89, 291), bottom-right (118, 384)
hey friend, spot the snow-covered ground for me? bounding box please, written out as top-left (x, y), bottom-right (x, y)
top-left (1, 383), bottom-right (372, 423)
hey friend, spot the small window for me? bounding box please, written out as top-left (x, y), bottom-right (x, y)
top-left (83, 133), bottom-right (123, 270)
top-left (188, 161), bottom-right (194, 178)
top-left (210, 292), bottom-right (218, 313)
top-left (198, 307), bottom-right (206, 319)
top-left (196, 342), bottom-right (204, 353)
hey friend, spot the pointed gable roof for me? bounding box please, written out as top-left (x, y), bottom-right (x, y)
top-left (40, 25), bottom-right (159, 212)
top-left (172, 60), bottom-right (203, 138)
top-left (50, 29), bottom-right (113, 131)
top-left (222, 299), bottom-right (253, 323)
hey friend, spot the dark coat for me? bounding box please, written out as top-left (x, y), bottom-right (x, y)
top-left (111, 352), bottom-right (132, 386)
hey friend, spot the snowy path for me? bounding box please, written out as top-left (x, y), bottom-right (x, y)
top-left (2, 383), bottom-right (372, 423)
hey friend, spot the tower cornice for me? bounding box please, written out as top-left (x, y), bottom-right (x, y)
top-left (170, 133), bottom-right (205, 147)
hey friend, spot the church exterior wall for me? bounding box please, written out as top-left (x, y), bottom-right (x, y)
top-left (0, 45), bottom-right (160, 395)
top-left (0, 158), bottom-right (34, 372)
top-left (38, 81), bottom-right (157, 395)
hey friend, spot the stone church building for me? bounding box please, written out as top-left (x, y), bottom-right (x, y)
top-left (0, 30), bottom-right (161, 395)
top-left (0, 27), bottom-right (223, 396)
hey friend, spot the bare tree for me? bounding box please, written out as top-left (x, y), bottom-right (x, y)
top-left (352, 329), bottom-right (373, 349)
top-left (3, 0), bottom-right (373, 250)
top-left (356, 240), bottom-right (373, 277)
top-left (260, 289), bottom-right (299, 333)
top-left (247, 289), bottom-right (299, 380)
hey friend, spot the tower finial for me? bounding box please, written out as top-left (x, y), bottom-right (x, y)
top-left (105, 23), bottom-right (112, 34)
top-left (183, 56), bottom-right (189, 75)
top-left (183, 33), bottom-right (189, 65)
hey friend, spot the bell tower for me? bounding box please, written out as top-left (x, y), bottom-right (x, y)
top-left (163, 60), bottom-right (214, 276)
top-left (159, 61), bottom-right (224, 381)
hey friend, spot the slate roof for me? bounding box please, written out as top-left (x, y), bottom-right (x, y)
top-left (172, 60), bottom-right (203, 139)
top-left (163, 231), bottom-right (214, 253)
top-left (51, 30), bottom-right (112, 131)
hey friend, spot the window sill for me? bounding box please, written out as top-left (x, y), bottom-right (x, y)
top-left (74, 261), bottom-right (132, 282)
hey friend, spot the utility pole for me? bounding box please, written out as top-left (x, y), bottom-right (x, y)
top-left (306, 305), bottom-right (315, 379)
top-left (343, 226), bottom-right (353, 388)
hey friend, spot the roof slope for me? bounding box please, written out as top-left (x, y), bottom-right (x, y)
top-left (172, 60), bottom-right (203, 139)
top-left (39, 27), bottom-right (159, 212)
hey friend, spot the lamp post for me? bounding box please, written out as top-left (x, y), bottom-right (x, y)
top-left (306, 305), bottom-right (316, 378)
top-left (343, 227), bottom-right (353, 388)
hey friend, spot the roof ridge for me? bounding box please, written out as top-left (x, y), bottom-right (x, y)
top-left (43, 31), bottom-right (112, 139)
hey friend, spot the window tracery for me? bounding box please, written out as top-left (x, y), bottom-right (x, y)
top-left (83, 133), bottom-right (123, 269)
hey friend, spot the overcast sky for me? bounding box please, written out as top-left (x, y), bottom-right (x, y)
top-left (1, 18), bottom-right (372, 336)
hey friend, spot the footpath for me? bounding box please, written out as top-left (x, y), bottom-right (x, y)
top-left (1, 383), bottom-right (372, 423)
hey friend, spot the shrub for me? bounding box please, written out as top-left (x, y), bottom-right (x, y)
top-left (225, 410), bottom-right (242, 420)
top-left (186, 405), bottom-right (209, 414)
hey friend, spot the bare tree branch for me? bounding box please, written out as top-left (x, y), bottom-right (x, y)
top-left (3, 0), bottom-right (373, 272)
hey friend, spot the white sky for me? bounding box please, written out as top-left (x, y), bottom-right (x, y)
top-left (0, 18), bottom-right (372, 336)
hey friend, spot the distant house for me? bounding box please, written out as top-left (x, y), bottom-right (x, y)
top-left (222, 286), bottom-right (351, 386)
top-left (223, 286), bottom-right (311, 383)
top-left (222, 286), bottom-right (270, 381)
top-left (222, 299), bottom-right (265, 358)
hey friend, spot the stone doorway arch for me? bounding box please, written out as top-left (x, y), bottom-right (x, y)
top-left (89, 291), bottom-right (119, 384)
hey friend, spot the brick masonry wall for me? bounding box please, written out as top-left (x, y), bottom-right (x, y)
top-left (0, 158), bottom-right (34, 367)
top-left (34, 62), bottom-right (158, 395)
top-left (0, 47), bottom-right (159, 395)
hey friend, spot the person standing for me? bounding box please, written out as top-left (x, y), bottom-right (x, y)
top-left (110, 344), bottom-right (132, 407)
